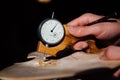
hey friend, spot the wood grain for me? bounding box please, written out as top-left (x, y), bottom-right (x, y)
top-left (0, 51), bottom-right (119, 80)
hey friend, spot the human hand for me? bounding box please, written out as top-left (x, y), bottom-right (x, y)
top-left (67, 13), bottom-right (120, 77)
top-left (67, 13), bottom-right (120, 59)
top-left (67, 13), bottom-right (120, 40)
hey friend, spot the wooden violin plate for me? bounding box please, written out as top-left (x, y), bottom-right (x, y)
top-left (0, 51), bottom-right (120, 80)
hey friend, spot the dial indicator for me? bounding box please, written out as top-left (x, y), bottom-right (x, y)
top-left (38, 19), bottom-right (65, 46)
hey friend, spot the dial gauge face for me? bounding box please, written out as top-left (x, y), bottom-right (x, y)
top-left (38, 19), bottom-right (65, 46)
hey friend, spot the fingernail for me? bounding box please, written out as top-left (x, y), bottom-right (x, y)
top-left (72, 44), bottom-right (83, 50)
top-left (82, 43), bottom-right (88, 49)
top-left (74, 46), bottom-right (83, 50)
top-left (73, 43), bottom-right (88, 50)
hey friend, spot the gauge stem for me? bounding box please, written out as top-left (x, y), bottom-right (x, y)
top-left (52, 12), bottom-right (54, 19)
top-left (43, 44), bottom-right (49, 60)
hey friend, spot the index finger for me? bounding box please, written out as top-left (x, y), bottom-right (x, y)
top-left (67, 13), bottom-right (103, 27)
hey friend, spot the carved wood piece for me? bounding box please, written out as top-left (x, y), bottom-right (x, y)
top-left (0, 51), bottom-right (120, 80)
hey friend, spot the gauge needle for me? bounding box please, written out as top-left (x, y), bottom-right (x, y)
top-left (51, 23), bottom-right (58, 32)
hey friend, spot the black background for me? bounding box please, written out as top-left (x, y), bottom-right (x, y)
top-left (1, 0), bottom-right (120, 79)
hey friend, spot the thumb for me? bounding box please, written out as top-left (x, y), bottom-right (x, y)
top-left (99, 46), bottom-right (120, 60)
top-left (68, 25), bottom-right (100, 37)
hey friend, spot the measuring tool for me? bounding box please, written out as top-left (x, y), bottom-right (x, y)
top-left (37, 12), bottom-right (117, 57)
top-left (37, 12), bottom-right (80, 56)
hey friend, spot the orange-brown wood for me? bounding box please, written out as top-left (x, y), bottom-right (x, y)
top-left (37, 24), bottom-right (104, 56)
top-left (37, 24), bottom-right (79, 56)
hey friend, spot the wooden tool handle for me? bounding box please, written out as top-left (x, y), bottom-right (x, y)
top-left (37, 24), bottom-right (79, 56)
top-left (37, 24), bottom-right (103, 56)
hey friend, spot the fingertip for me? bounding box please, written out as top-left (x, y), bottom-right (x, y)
top-left (99, 51), bottom-right (108, 60)
top-left (104, 46), bottom-right (120, 60)
top-left (99, 46), bottom-right (120, 60)
top-left (68, 25), bottom-right (82, 37)
top-left (99, 51), bottom-right (104, 58)
top-left (113, 68), bottom-right (120, 78)
top-left (73, 41), bottom-right (88, 50)
top-left (67, 21), bottom-right (77, 27)
top-left (68, 26), bottom-right (74, 32)
top-left (66, 22), bottom-right (71, 26)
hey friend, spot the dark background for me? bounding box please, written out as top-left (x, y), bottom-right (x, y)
top-left (1, 0), bottom-right (120, 79)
